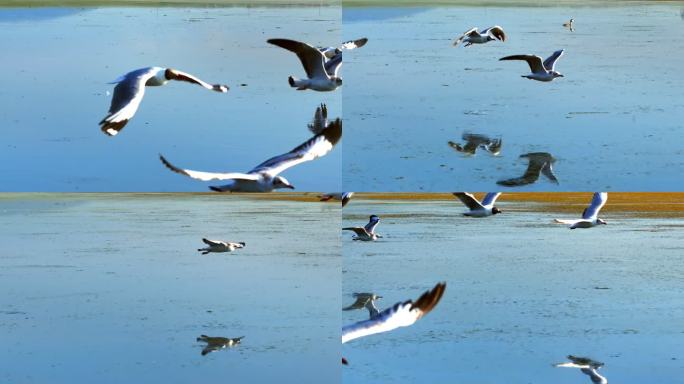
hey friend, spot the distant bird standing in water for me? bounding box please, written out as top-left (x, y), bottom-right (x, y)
top-left (197, 335), bottom-right (243, 356)
top-left (554, 192), bottom-right (608, 229)
top-left (452, 192), bottom-right (502, 217)
top-left (197, 239), bottom-right (245, 254)
top-left (320, 192), bottom-right (354, 207)
top-left (500, 49), bottom-right (565, 82)
top-left (99, 67), bottom-right (228, 136)
top-left (453, 26), bottom-right (506, 47)
top-left (448, 132), bottom-right (502, 156)
top-left (343, 215), bottom-right (382, 241)
top-left (563, 18), bottom-right (575, 31)
top-left (343, 293), bottom-right (382, 318)
top-left (497, 152), bottom-right (558, 187)
top-left (555, 355), bottom-right (608, 383)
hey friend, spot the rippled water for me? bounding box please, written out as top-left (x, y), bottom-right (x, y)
top-left (0, 6), bottom-right (341, 192)
top-left (342, 4), bottom-right (684, 191)
top-left (0, 193), bottom-right (340, 383)
top-left (342, 197), bottom-right (684, 383)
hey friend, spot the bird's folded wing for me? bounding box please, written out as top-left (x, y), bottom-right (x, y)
top-left (160, 155), bottom-right (261, 181)
top-left (249, 119), bottom-right (342, 177)
top-left (267, 38), bottom-right (328, 79)
top-left (452, 192), bottom-right (484, 210)
top-left (553, 219), bottom-right (579, 224)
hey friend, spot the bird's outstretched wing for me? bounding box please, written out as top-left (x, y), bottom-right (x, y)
top-left (342, 282), bottom-right (446, 343)
top-left (452, 192), bottom-right (484, 210)
top-left (499, 54), bottom-right (545, 73)
top-left (268, 38), bottom-right (328, 79)
top-left (100, 67), bottom-right (159, 136)
top-left (165, 68), bottom-right (229, 92)
top-left (582, 193), bottom-right (608, 220)
top-left (248, 119), bottom-right (342, 177)
top-left (482, 25), bottom-right (506, 41)
top-left (543, 49), bottom-right (565, 71)
top-left (159, 155), bottom-right (260, 182)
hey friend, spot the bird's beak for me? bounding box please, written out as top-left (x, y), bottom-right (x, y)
top-left (287, 185), bottom-right (295, 190)
top-left (559, 74), bottom-right (565, 77)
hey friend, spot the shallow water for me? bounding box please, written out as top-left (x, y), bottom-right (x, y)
top-left (342, 197), bottom-right (684, 383)
top-left (342, 4), bottom-right (684, 191)
top-left (0, 6), bottom-right (341, 192)
top-left (0, 193), bottom-right (340, 383)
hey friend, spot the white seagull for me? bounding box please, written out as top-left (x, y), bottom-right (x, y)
top-left (267, 38), bottom-right (343, 91)
top-left (453, 26), bottom-right (506, 47)
top-left (197, 238), bottom-right (245, 254)
top-left (500, 49), bottom-right (565, 82)
top-left (555, 192), bottom-right (608, 229)
top-left (452, 192), bottom-right (502, 217)
top-left (318, 37), bottom-right (368, 59)
top-left (196, 335), bottom-right (244, 356)
top-left (99, 67), bottom-right (228, 136)
top-left (555, 355), bottom-right (608, 384)
top-left (342, 282), bottom-right (446, 343)
top-left (343, 215), bottom-right (381, 241)
top-left (319, 192), bottom-right (354, 207)
top-left (159, 107), bottom-right (342, 192)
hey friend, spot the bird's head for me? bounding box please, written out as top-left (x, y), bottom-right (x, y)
top-left (333, 77), bottom-right (343, 86)
top-left (492, 207), bottom-right (503, 215)
top-left (273, 176), bottom-right (295, 190)
top-left (552, 71), bottom-right (564, 78)
top-left (369, 214), bottom-right (380, 222)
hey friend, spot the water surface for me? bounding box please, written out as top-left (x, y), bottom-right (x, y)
top-left (342, 195), bottom-right (684, 383)
top-left (0, 193), bottom-right (340, 383)
top-left (342, 4), bottom-right (684, 191)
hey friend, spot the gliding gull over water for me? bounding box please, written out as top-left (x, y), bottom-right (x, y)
top-left (500, 49), bottom-right (565, 82)
top-left (159, 105), bottom-right (342, 192)
top-left (197, 239), bottom-right (245, 254)
top-left (452, 192), bottom-right (502, 217)
top-left (99, 67), bottom-right (228, 136)
top-left (343, 215), bottom-right (381, 241)
top-left (448, 132), bottom-right (502, 156)
top-left (555, 192), bottom-right (608, 229)
top-left (196, 335), bottom-right (243, 356)
top-left (555, 355), bottom-right (608, 383)
top-left (268, 38), bottom-right (344, 91)
top-left (453, 26), bottom-right (506, 47)
top-left (497, 152), bottom-right (558, 187)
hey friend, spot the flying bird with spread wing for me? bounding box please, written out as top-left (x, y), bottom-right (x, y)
top-left (99, 67), bottom-right (228, 136)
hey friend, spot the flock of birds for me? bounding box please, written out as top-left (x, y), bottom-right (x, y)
top-left (99, 38), bottom-right (369, 191)
top-left (341, 192), bottom-right (610, 381)
top-left (447, 20), bottom-right (577, 187)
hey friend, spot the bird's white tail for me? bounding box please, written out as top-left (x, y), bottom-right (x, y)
top-left (288, 76), bottom-right (308, 90)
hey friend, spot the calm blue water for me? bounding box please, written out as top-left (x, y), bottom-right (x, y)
top-left (342, 4), bottom-right (684, 191)
top-left (342, 197), bottom-right (684, 383)
top-left (0, 6), bottom-right (341, 192)
top-left (0, 193), bottom-right (340, 383)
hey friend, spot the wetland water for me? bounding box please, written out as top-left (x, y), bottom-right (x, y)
top-left (342, 194), bottom-right (684, 383)
top-left (0, 193), bottom-right (340, 383)
top-left (342, 3), bottom-right (684, 191)
top-left (0, 5), bottom-right (341, 192)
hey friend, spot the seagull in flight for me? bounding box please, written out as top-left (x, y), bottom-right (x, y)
top-left (555, 193), bottom-right (608, 229)
top-left (197, 239), bottom-right (245, 255)
top-left (319, 192), bottom-right (354, 207)
top-left (267, 38), bottom-right (343, 91)
top-left (343, 215), bottom-right (381, 241)
top-left (196, 335), bottom-right (243, 356)
top-left (159, 105), bottom-right (342, 192)
top-left (448, 132), bottom-right (502, 156)
top-left (453, 26), bottom-right (506, 47)
top-left (500, 49), bottom-right (565, 81)
top-left (555, 355), bottom-right (608, 384)
top-left (452, 192), bottom-right (502, 217)
top-left (343, 293), bottom-right (382, 318)
top-left (99, 67), bottom-right (228, 136)
top-left (342, 282), bottom-right (446, 344)
top-left (497, 152), bottom-right (558, 187)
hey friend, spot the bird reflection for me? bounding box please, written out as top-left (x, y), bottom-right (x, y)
top-left (448, 132), bottom-right (502, 156)
top-left (497, 152), bottom-right (558, 186)
top-left (197, 335), bottom-right (243, 356)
